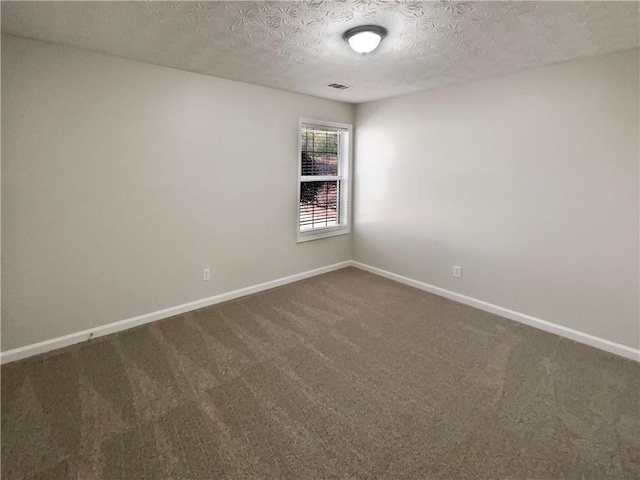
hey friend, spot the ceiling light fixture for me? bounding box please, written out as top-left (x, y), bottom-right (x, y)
top-left (343, 25), bottom-right (387, 54)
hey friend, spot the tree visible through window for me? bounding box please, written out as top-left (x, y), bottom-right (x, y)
top-left (298, 120), bottom-right (351, 241)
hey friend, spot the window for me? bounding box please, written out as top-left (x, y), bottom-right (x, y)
top-left (298, 118), bottom-right (352, 242)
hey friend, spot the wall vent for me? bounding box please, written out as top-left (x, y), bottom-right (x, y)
top-left (328, 83), bottom-right (349, 90)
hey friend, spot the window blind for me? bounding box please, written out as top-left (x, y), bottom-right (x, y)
top-left (299, 126), bottom-right (343, 231)
top-left (299, 181), bottom-right (340, 230)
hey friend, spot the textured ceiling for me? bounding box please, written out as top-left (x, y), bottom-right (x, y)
top-left (2, 1), bottom-right (639, 103)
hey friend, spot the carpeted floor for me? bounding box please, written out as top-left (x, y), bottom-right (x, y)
top-left (1, 267), bottom-right (639, 479)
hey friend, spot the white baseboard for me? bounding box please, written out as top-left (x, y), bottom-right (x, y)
top-left (0, 261), bottom-right (352, 364)
top-left (350, 261), bottom-right (640, 362)
top-left (4, 259), bottom-right (638, 364)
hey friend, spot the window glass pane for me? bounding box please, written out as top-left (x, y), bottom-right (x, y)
top-left (299, 180), bottom-right (340, 230)
top-left (301, 129), bottom-right (339, 176)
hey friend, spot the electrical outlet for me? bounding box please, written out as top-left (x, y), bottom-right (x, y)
top-left (453, 265), bottom-right (462, 279)
top-left (203, 268), bottom-right (211, 281)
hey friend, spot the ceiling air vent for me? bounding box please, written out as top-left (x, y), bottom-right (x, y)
top-left (328, 83), bottom-right (349, 90)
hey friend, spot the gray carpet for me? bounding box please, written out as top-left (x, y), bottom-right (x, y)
top-left (1, 267), bottom-right (639, 479)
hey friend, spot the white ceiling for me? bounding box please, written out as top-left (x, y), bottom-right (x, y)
top-left (2, 1), bottom-right (639, 103)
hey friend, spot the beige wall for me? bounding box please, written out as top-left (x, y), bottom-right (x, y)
top-left (1, 34), bottom-right (354, 351)
top-left (3, 34), bottom-right (638, 353)
top-left (354, 49), bottom-right (640, 349)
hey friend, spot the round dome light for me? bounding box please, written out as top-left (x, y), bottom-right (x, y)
top-left (343, 25), bottom-right (388, 54)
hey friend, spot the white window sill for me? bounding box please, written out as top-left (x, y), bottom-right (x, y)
top-left (297, 226), bottom-right (351, 243)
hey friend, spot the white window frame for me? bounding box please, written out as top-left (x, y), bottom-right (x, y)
top-left (297, 118), bottom-right (352, 243)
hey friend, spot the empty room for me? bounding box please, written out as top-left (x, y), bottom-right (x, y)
top-left (1, 1), bottom-right (639, 479)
